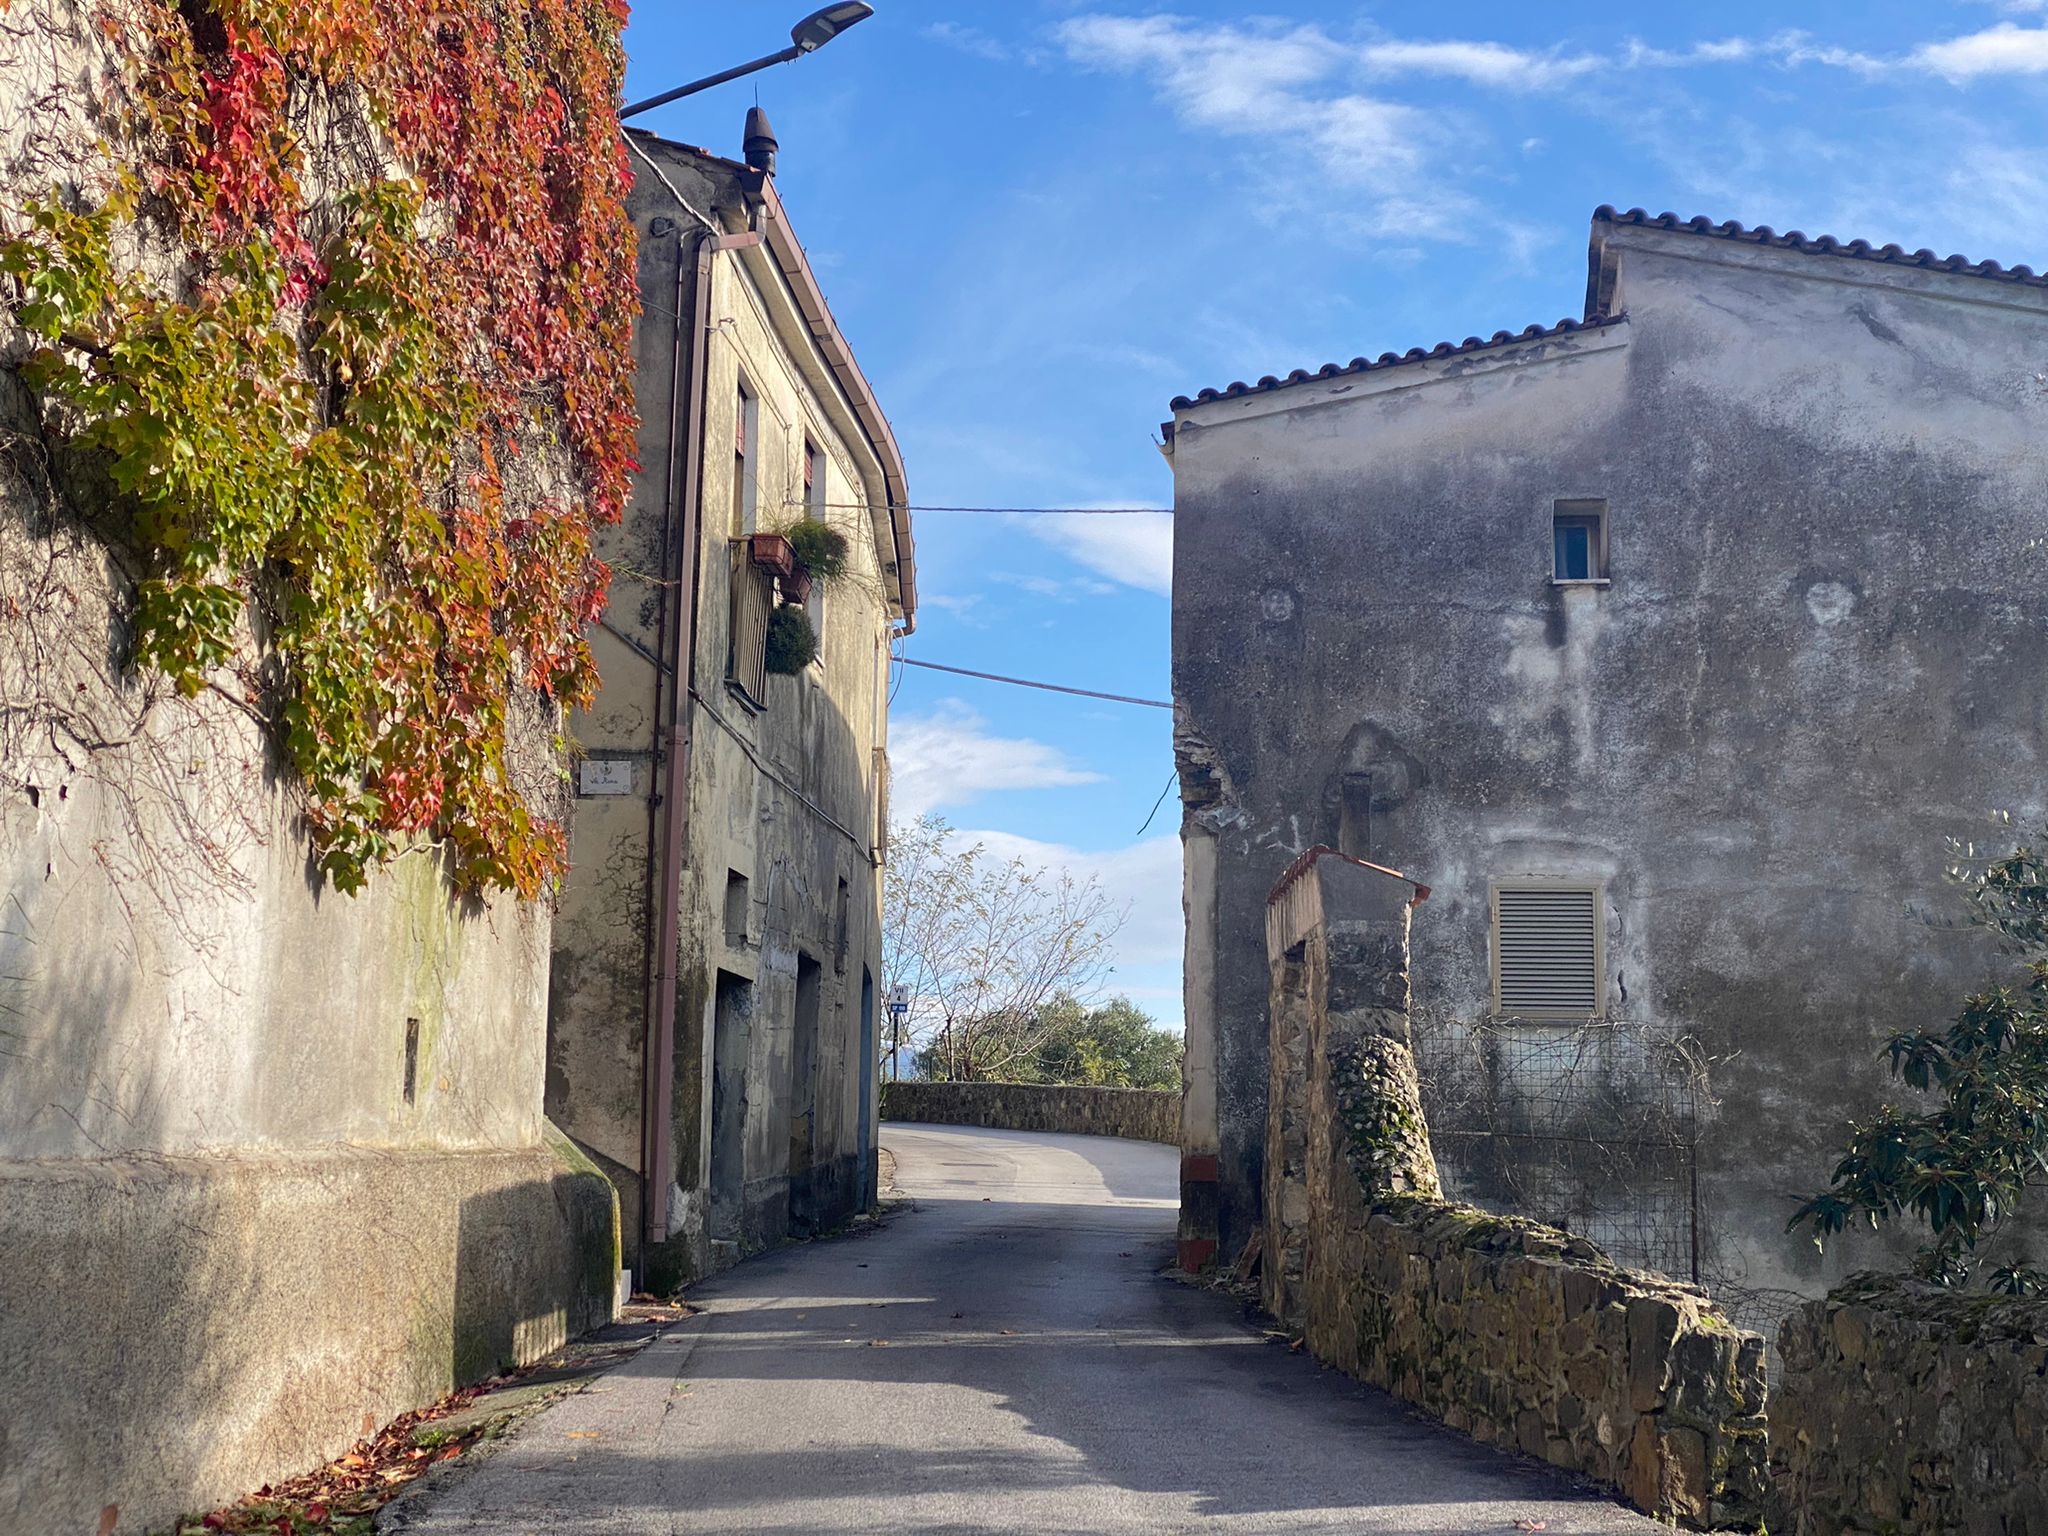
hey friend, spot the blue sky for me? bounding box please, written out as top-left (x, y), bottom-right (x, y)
top-left (620, 2), bottom-right (2048, 1028)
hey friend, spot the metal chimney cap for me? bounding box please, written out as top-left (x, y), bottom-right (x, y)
top-left (744, 106), bottom-right (779, 174)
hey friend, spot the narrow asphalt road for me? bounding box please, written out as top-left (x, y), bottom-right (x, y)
top-left (388, 1123), bottom-right (1660, 1534)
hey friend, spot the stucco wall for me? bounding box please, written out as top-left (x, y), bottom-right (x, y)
top-left (881, 1081), bottom-right (1180, 1144)
top-left (550, 136), bottom-right (893, 1285)
top-left (0, 1140), bottom-right (615, 1533)
top-left (1170, 219), bottom-right (2048, 1323)
top-left (1769, 1274), bottom-right (2048, 1532)
top-left (0, 10), bottom-right (619, 1527)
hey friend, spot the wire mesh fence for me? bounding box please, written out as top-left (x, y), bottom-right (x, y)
top-left (1411, 1013), bottom-right (1708, 1282)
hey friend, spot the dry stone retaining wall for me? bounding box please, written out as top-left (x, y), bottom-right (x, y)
top-left (1264, 851), bottom-right (1766, 1530)
top-left (1770, 1273), bottom-right (2048, 1534)
top-left (880, 1081), bottom-right (1177, 1145)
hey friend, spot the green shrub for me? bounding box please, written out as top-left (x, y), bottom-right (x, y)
top-left (783, 517), bottom-right (850, 581)
top-left (764, 603), bottom-right (818, 674)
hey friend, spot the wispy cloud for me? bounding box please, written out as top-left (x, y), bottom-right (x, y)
top-left (1909, 22), bottom-right (2048, 80)
top-left (1358, 38), bottom-right (1602, 89)
top-left (1027, 510), bottom-right (1173, 597)
top-left (926, 21), bottom-right (1040, 66)
top-left (966, 828), bottom-right (1185, 972)
top-left (1056, 15), bottom-right (1449, 233)
top-left (890, 702), bottom-right (1104, 817)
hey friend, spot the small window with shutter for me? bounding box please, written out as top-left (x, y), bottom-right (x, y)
top-left (1491, 881), bottom-right (1604, 1019)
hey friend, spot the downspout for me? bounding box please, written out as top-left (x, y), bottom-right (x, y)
top-left (641, 218), bottom-right (762, 1254)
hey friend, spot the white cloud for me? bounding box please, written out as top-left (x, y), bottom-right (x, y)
top-left (1028, 511), bottom-right (1173, 597)
top-left (918, 591), bottom-right (985, 624)
top-left (1909, 22), bottom-right (2048, 79)
top-left (1056, 15), bottom-right (1439, 218)
top-left (890, 702), bottom-right (1104, 818)
top-left (1622, 37), bottom-right (1757, 67)
top-left (1358, 39), bottom-right (1602, 89)
top-left (925, 21), bottom-right (1016, 63)
top-left (965, 829), bottom-right (1185, 973)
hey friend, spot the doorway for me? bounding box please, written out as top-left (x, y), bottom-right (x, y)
top-left (710, 970), bottom-right (753, 1242)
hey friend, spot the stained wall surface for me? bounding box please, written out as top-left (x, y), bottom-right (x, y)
top-left (0, 9), bottom-right (618, 1527)
top-left (1169, 217), bottom-right (2048, 1323)
top-left (549, 133), bottom-right (900, 1283)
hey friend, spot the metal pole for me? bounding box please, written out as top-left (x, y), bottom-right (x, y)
top-left (621, 45), bottom-right (802, 120)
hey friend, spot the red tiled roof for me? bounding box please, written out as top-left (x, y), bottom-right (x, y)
top-left (1167, 314), bottom-right (1624, 411)
top-left (1593, 204), bottom-right (2048, 287)
top-left (1170, 205), bottom-right (2046, 414)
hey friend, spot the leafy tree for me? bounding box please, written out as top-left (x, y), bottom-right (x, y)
top-left (908, 995), bottom-right (1182, 1089)
top-left (1791, 815), bottom-right (2048, 1293)
top-left (883, 816), bottom-right (1123, 1081)
top-left (1029, 996), bottom-right (1183, 1090)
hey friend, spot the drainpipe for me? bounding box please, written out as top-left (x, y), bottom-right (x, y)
top-left (640, 215), bottom-right (762, 1256)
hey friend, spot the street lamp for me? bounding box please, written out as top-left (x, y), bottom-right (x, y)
top-left (620, 4), bottom-right (876, 121)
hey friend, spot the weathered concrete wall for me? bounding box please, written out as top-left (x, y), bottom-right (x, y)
top-left (0, 1139), bottom-right (615, 1533)
top-left (1266, 854), bottom-right (1766, 1530)
top-left (1170, 212), bottom-right (2048, 1320)
top-left (551, 133), bottom-right (896, 1285)
top-left (0, 10), bottom-right (620, 1528)
top-left (1770, 1274), bottom-right (2048, 1533)
top-left (881, 1081), bottom-right (1179, 1145)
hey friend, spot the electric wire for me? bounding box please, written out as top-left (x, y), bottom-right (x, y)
top-left (897, 657), bottom-right (1171, 710)
top-left (1134, 772), bottom-right (1178, 837)
top-left (792, 502), bottom-right (1170, 516)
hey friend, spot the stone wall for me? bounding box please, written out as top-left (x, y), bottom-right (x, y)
top-left (1265, 852), bottom-right (1765, 1529)
top-left (1770, 1273), bottom-right (2048, 1533)
top-left (881, 1081), bottom-right (1178, 1145)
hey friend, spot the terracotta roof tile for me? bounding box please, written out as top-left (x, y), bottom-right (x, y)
top-left (1593, 205), bottom-right (2046, 286)
top-left (1168, 314), bottom-right (1624, 412)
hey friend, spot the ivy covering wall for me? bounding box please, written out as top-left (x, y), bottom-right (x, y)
top-left (0, 0), bottom-right (637, 895)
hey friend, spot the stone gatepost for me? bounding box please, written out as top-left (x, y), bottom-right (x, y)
top-left (1264, 849), bottom-right (1438, 1329)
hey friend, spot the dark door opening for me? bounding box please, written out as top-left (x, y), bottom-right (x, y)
top-left (787, 953), bottom-right (823, 1234)
top-left (710, 970), bottom-right (753, 1242)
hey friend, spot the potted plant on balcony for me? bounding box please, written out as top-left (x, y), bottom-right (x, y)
top-left (748, 530), bottom-right (796, 580)
top-left (782, 516), bottom-right (849, 582)
top-left (763, 602), bottom-right (819, 674)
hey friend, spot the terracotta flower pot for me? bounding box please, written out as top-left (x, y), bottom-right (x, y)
top-left (748, 531), bottom-right (794, 578)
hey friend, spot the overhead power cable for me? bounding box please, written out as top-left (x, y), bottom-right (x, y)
top-left (899, 657), bottom-right (1172, 710)
top-left (797, 502), bottom-right (1171, 517)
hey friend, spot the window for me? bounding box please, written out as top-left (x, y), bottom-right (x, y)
top-left (1492, 881), bottom-right (1603, 1019)
top-left (733, 379), bottom-right (759, 534)
top-left (1552, 499), bottom-right (1607, 583)
top-left (803, 438), bottom-right (827, 658)
top-left (723, 870), bottom-right (750, 946)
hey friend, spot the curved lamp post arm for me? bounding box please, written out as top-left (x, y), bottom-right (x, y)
top-left (620, 4), bottom-right (874, 122)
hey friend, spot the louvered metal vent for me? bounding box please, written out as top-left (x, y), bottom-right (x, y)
top-left (1493, 884), bottom-right (1602, 1018)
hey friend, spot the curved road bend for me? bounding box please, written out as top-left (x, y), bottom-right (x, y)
top-left (390, 1122), bottom-right (1661, 1535)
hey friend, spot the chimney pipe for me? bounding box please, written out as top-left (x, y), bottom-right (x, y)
top-left (744, 107), bottom-right (779, 175)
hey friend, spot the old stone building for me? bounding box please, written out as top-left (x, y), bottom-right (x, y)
top-left (1166, 207), bottom-right (2048, 1327)
top-left (547, 117), bottom-right (915, 1285)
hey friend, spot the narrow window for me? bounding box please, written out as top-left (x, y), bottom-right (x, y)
top-left (402, 1017), bottom-right (420, 1105)
top-left (723, 869), bottom-right (750, 946)
top-left (1552, 499), bottom-right (1607, 583)
top-left (1492, 882), bottom-right (1603, 1019)
top-left (804, 437), bottom-right (827, 660)
top-left (832, 875), bottom-right (850, 973)
top-left (733, 379), bottom-right (758, 534)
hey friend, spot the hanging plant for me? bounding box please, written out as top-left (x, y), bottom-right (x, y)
top-left (763, 602), bottom-right (818, 674)
top-left (781, 516), bottom-right (849, 582)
